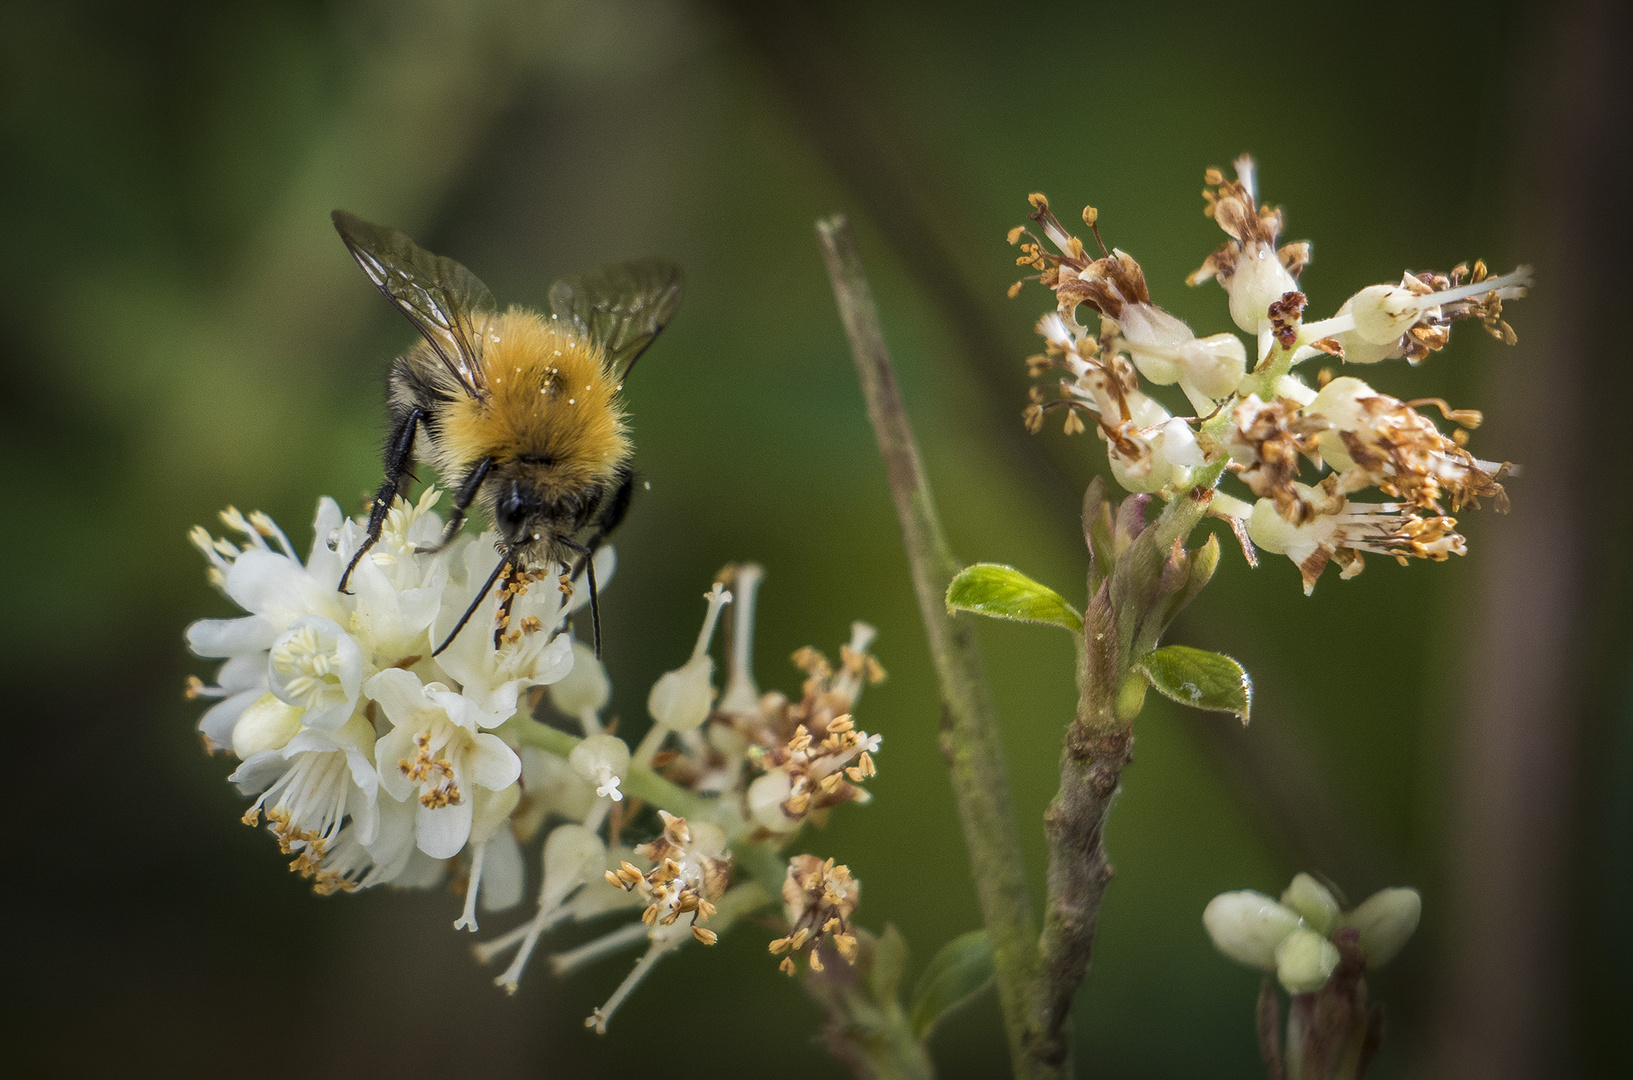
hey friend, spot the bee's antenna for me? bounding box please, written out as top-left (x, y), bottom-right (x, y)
top-left (562, 539), bottom-right (603, 659)
top-left (433, 547), bottom-right (512, 657)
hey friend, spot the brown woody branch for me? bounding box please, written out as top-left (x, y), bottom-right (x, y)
top-left (815, 214), bottom-right (1053, 1080)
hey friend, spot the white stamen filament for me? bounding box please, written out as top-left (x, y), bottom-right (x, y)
top-left (719, 564), bottom-right (763, 714)
top-left (1418, 266), bottom-right (1534, 308)
top-left (578, 705), bottom-right (603, 737)
top-left (454, 842), bottom-right (487, 932)
top-left (480, 903), bottom-right (576, 987)
top-left (583, 930), bottom-right (685, 1033)
top-left (1041, 218), bottom-right (1075, 255)
top-left (248, 751), bottom-right (350, 845)
top-left (1234, 155), bottom-right (1256, 200)
top-left (247, 510), bottom-right (296, 558)
top-left (552, 921), bottom-right (651, 977)
top-left (632, 722), bottom-right (668, 768)
top-left (690, 583), bottom-right (732, 663)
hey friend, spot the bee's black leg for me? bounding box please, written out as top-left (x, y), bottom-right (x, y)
top-left (560, 539), bottom-right (603, 659)
top-left (433, 546), bottom-right (513, 657)
top-left (563, 466), bottom-right (633, 658)
top-left (589, 464), bottom-right (636, 547)
top-left (417, 457), bottom-right (493, 555)
top-left (339, 407), bottom-right (424, 594)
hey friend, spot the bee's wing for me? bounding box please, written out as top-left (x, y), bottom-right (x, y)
top-left (549, 258), bottom-right (682, 377)
top-left (332, 210), bottom-right (495, 398)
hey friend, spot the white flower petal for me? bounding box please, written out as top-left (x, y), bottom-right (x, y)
top-left (365, 793), bottom-right (417, 869)
top-left (187, 616), bottom-right (276, 658)
top-left (416, 797), bottom-right (473, 860)
top-left (199, 688), bottom-right (261, 748)
top-left (304, 498), bottom-right (347, 588)
top-left (375, 724), bottom-right (418, 803)
top-left (228, 748), bottom-right (293, 795)
top-left (1341, 888), bottom-right (1421, 968)
top-left (349, 793), bottom-right (380, 848)
top-left (225, 548), bottom-right (344, 630)
top-left (394, 848), bottom-right (449, 890)
top-left (338, 742), bottom-right (380, 803)
top-left (478, 830), bottom-right (525, 912)
top-left (1275, 928), bottom-right (1340, 993)
top-left (364, 668), bottom-right (430, 729)
top-left (466, 733), bottom-right (522, 792)
top-left (215, 652), bottom-right (268, 693)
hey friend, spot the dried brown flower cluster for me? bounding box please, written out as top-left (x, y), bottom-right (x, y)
top-left (607, 811), bottom-right (730, 945)
top-left (1008, 155), bottom-right (1530, 591)
top-left (739, 642), bottom-right (885, 836)
top-left (769, 855), bottom-right (861, 975)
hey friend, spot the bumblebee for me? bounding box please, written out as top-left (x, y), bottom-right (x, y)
top-left (331, 210), bottom-right (681, 656)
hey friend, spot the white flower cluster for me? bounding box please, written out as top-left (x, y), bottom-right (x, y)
top-left (1014, 156), bottom-right (1529, 592)
top-left (187, 491), bottom-right (597, 918)
top-left (188, 518), bottom-right (886, 1034)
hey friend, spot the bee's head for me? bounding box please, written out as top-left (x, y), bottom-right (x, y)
top-left (489, 465), bottom-right (593, 556)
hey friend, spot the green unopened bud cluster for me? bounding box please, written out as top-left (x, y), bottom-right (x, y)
top-left (1203, 873), bottom-right (1421, 993)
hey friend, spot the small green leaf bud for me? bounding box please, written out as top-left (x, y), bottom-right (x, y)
top-left (1274, 927), bottom-right (1340, 994)
top-left (1203, 890), bottom-right (1302, 969)
top-left (1341, 887), bottom-right (1421, 968)
top-left (1280, 873), bottom-right (1340, 936)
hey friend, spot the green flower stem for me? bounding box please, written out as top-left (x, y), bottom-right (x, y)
top-left (505, 716), bottom-right (711, 821)
top-left (816, 214), bottom-right (1049, 1080)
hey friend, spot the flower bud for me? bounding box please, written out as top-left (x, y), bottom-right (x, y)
top-left (747, 768), bottom-right (799, 833)
top-left (1280, 873), bottom-right (1340, 935)
top-left (1228, 247), bottom-right (1298, 333)
top-left (1341, 887), bottom-right (1421, 968)
top-left (1347, 284), bottom-right (1421, 345)
top-left (231, 693), bottom-right (303, 759)
top-left (1305, 375), bottom-right (1375, 470)
top-left (687, 820), bottom-right (728, 858)
top-left (470, 781), bottom-right (522, 844)
top-left (569, 734), bottom-right (631, 801)
top-left (647, 655), bottom-right (715, 731)
top-left (1272, 373), bottom-right (1318, 407)
top-left (648, 583), bottom-right (731, 731)
top-left (1247, 494), bottom-right (1327, 559)
top-left (1274, 927), bottom-right (1340, 993)
top-left (1179, 333), bottom-right (1248, 400)
top-left (542, 824), bottom-right (606, 905)
top-left (549, 641), bottom-right (610, 716)
top-left (1203, 890), bottom-right (1302, 969)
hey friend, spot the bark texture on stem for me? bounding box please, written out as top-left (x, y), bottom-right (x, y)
top-left (815, 215), bottom-right (1049, 1079)
top-left (1035, 567), bottom-right (1131, 1065)
top-left (1037, 719), bottom-right (1130, 1064)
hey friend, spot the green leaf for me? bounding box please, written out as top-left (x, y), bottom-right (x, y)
top-left (909, 930), bottom-right (994, 1042)
top-left (869, 924), bottom-right (910, 1004)
top-left (1137, 645), bottom-right (1253, 723)
top-left (946, 564), bottom-right (1082, 632)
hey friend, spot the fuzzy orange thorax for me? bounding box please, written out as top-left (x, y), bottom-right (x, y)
top-left (440, 308), bottom-right (630, 495)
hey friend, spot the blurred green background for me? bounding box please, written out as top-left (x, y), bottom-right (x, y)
top-left (6, 0), bottom-right (1630, 1076)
